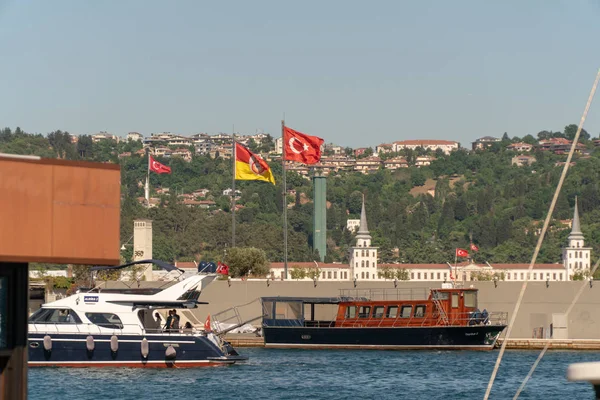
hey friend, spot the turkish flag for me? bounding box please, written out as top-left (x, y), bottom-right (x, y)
top-left (204, 314), bottom-right (212, 333)
top-left (283, 126), bottom-right (324, 164)
top-left (216, 261), bottom-right (229, 275)
top-left (470, 243), bottom-right (479, 252)
top-left (149, 155), bottom-right (171, 174)
top-left (456, 248), bottom-right (469, 258)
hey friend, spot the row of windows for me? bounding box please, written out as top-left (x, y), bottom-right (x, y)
top-left (354, 260), bottom-right (376, 268)
top-left (345, 304), bottom-right (427, 319)
top-left (569, 251), bottom-right (588, 259)
top-left (569, 262), bottom-right (588, 269)
top-left (360, 272), bottom-right (374, 279)
top-left (411, 272), bottom-right (449, 280)
top-left (355, 250), bottom-right (376, 257)
top-left (321, 271), bottom-right (348, 280)
top-left (506, 272), bottom-right (564, 280)
top-left (28, 308), bottom-right (123, 329)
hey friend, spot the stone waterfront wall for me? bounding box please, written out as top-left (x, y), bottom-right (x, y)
top-left (194, 280), bottom-right (600, 339)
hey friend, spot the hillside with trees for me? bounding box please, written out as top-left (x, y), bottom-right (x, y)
top-left (3, 125), bottom-right (600, 274)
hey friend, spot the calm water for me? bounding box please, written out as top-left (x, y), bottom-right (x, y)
top-left (28, 349), bottom-right (599, 399)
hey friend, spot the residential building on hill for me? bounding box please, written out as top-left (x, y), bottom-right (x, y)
top-left (92, 132), bottom-right (119, 143)
top-left (511, 155), bottom-right (536, 167)
top-left (383, 157), bottom-right (408, 170)
top-left (472, 136), bottom-right (500, 150)
top-left (507, 142), bottom-right (533, 152)
top-left (127, 132), bottom-right (143, 141)
top-left (354, 157), bottom-right (381, 174)
top-left (393, 140), bottom-right (459, 155)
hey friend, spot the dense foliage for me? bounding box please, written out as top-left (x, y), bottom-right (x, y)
top-left (4, 125), bottom-right (600, 273)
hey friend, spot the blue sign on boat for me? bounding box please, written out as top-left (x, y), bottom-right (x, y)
top-left (84, 296), bottom-right (99, 303)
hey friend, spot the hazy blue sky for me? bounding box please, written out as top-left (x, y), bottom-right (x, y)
top-left (1, 0), bottom-right (599, 147)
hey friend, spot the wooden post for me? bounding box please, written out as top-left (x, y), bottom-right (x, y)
top-left (0, 262), bottom-right (29, 400)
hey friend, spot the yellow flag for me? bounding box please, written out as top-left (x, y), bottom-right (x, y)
top-left (234, 142), bottom-right (275, 184)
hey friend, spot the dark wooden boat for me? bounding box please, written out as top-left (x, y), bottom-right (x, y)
top-left (261, 286), bottom-right (507, 350)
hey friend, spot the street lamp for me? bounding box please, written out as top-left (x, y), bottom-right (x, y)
top-left (120, 235), bottom-right (134, 251)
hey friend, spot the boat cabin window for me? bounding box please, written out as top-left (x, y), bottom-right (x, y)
top-left (358, 306), bottom-right (371, 318)
top-left (464, 291), bottom-right (477, 308)
top-left (451, 293), bottom-right (459, 308)
top-left (432, 291), bottom-right (449, 300)
top-left (29, 308), bottom-right (81, 324)
top-left (414, 305), bottom-right (426, 318)
top-left (386, 306), bottom-right (398, 318)
top-left (345, 306), bottom-right (357, 319)
top-left (373, 306), bottom-right (384, 318)
top-left (85, 313), bottom-right (124, 329)
top-left (400, 305), bottom-right (412, 318)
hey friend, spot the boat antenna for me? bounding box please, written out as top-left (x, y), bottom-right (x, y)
top-left (484, 67), bottom-right (600, 400)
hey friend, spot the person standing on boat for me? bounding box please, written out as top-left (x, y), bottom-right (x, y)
top-left (154, 312), bottom-right (163, 331)
top-left (164, 310), bottom-right (173, 332)
top-left (171, 309), bottom-right (180, 331)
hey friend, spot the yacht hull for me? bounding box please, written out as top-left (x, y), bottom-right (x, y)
top-left (28, 332), bottom-right (245, 368)
top-left (263, 325), bottom-right (506, 350)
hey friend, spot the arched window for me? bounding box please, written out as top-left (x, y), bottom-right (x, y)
top-left (361, 272), bottom-right (364, 279)
top-left (361, 250), bottom-right (365, 257)
top-left (361, 260), bottom-right (365, 268)
top-left (569, 253), bottom-right (572, 258)
top-left (355, 251), bottom-right (359, 257)
top-left (366, 260), bottom-right (369, 268)
top-left (579, 251), bottom-right (582, 258)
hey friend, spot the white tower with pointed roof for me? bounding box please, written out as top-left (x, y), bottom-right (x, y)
top-left (562, 197), bottom-right (591, 280)
top-left (349, 195), bottom-right (378, 280)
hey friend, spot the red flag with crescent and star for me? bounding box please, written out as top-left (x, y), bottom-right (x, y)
top-left (216, 261), bottom-right (229, 275)
top-left (149, 155), bottom-right (172, 174)
top-left (470, 243), bottom-right (479, 252)
top-left (283, 126), bottom-right (324, 164)
top-left (456, 248), bottom-right (469, 258)
top-left (204, 314), bottom-right (212, 333)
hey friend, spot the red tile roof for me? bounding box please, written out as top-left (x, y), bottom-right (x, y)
top-left (394, 140), bottom-right (458, 146)
top-left (270, 262), bottom-right (349, 269)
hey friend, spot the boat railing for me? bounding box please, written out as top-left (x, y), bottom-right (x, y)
top-left (339, 288), bottom-right (429, 301)
top-left (337, 311), bottom-right (508, 328)
top-left (28, 322), bottom-right (203, 337)
top-left (211, 298), bottom-right (263, 336)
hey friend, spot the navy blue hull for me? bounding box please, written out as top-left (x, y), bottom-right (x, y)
top-left (263, 325), bottom-right (506, 350)
top-left (28, 333), bottom-right (245, 367)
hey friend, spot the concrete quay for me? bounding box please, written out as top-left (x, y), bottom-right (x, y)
top-left (224, 335), bottom-right (600, 350)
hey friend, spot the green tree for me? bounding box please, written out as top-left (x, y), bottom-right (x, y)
top-left (224, 247), bottom-right (270, 277)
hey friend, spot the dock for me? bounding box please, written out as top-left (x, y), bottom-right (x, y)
top-left (224, 335), bottom-right (600, 350)
top-left (497, 338), bottom-right (600, 350)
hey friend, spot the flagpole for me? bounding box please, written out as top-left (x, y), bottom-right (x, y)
top-left (232, 126), bottom-right (236, 248)
top-left (145, 152), bottom-right (150, 208)
top-left (454, 250), bottom-right (458, 287)
top-left (282, 119), bottom-right (288, 280)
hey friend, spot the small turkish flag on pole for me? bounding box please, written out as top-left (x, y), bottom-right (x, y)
top-left (283, 126), bottom-right (324, 164)
top-left (149, 155), bottom-right (172, 174)
top-left (470, 243), bottom-right (479, 252)
top-left (216, 262), bottom-right (229, 275)
top-left (204, 314), bottom-right (212, 333)
top-left (456, 248), bottom-right (469, 258)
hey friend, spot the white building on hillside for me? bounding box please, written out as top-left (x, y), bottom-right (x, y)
top-left (393, 140), bottom-right (459, 155)
top-left (349, 197), bottom-right (378, 280)
top-left (268, 198), bottom-right (588, 282)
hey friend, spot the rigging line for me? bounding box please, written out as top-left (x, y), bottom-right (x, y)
top-left (513, 255), bottom-right (600, 399)
top-left (483, 67), bottom-right (600, 400)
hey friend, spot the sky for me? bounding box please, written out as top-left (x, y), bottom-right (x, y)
top-left (0, 0), bottom-right (600, 148)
